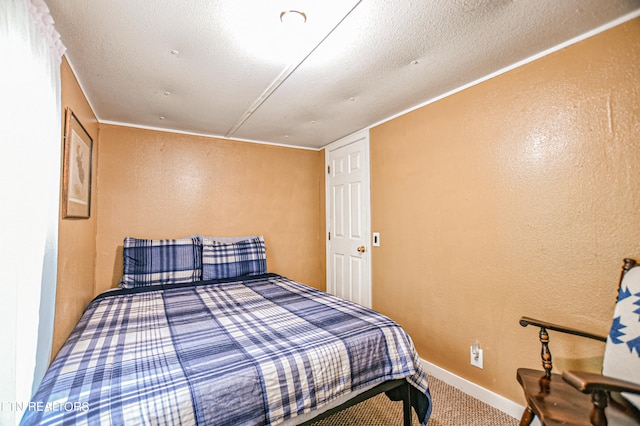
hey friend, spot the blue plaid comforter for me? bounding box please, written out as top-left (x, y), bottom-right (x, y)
top-left (22, 274), bottom-right (432, 425)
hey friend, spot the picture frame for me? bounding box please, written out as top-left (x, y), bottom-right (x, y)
top-left (62, 107), bottom-right (93, 218)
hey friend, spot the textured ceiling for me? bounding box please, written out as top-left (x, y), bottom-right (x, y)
top-left (48, 0), bottom-right (640, 149)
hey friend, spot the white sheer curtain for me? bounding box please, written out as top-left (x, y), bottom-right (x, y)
top-left (0, 0), bottom-right (65, 424)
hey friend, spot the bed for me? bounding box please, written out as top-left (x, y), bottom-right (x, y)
top-left (22, 236), bottom-right (432, 425)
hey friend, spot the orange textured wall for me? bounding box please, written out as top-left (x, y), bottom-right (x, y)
top-left (52, 58), bottom-right (99, 359)
top-left (370, 19), bottom-right (640, 404)
top-left (95, 125), bottom-right (325, 294)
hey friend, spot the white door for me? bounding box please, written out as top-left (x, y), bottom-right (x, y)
top-left (326, 130), bottom-right (371, 307)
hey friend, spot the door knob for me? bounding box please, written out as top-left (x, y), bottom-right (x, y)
top-left (357, 246), bottom-right (366, 253)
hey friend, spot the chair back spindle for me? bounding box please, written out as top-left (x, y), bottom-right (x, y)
top-left (539, 327), bottom-right (552, 379)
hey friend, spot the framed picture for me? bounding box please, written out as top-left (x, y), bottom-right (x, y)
top-left (62, 108), bottom-right (93, 218)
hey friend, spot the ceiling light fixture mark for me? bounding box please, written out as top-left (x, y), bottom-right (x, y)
top-left (164, 91), bottom-right (171, 96)
top-left (170, 50), bottom-right (179, 56)
top-left (280, 10), bottom-right (307, 25)
top-left (159, 116), bottom-right (166, 120)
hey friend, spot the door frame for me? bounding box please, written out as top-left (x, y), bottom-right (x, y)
top-left (324, 129), bottom-right (372, 306)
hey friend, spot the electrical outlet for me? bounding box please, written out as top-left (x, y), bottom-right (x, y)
top-left (470, 345), bottom-right (484, 369)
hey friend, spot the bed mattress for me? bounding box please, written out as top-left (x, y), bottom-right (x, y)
top-left (22, 273), bottom-right (431, 425)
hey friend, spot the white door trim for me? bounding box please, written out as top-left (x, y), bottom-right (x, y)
top-left (324, 129), bottom-right (371, 306)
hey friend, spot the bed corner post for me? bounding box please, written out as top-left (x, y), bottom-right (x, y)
top-left (403, 380), bottom-right (412, 426)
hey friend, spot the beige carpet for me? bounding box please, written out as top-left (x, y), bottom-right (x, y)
top-left (310, 375), bottom-right (519, 426)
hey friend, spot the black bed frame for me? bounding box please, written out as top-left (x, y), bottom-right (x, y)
top-left (298, 379), bottom-right (413, 426)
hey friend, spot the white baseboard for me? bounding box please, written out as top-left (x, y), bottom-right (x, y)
top-left (421, 359), bottom-right (541, 425)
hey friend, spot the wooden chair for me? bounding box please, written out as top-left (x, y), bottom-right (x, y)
top-left (517, 258), bottom-right (640, 426)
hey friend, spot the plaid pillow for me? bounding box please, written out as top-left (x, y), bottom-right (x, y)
top-left (119, 236), bottom-right (202, 288)
top-left (202, 236), bottom-right (267, 280)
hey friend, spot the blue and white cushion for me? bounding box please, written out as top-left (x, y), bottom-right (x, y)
top-left (202, 236), bottom-right (267, 280)
top-left (602, 265), bottom-right (640, 409)
top-left (119, 236), bottom-right (202, 288)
